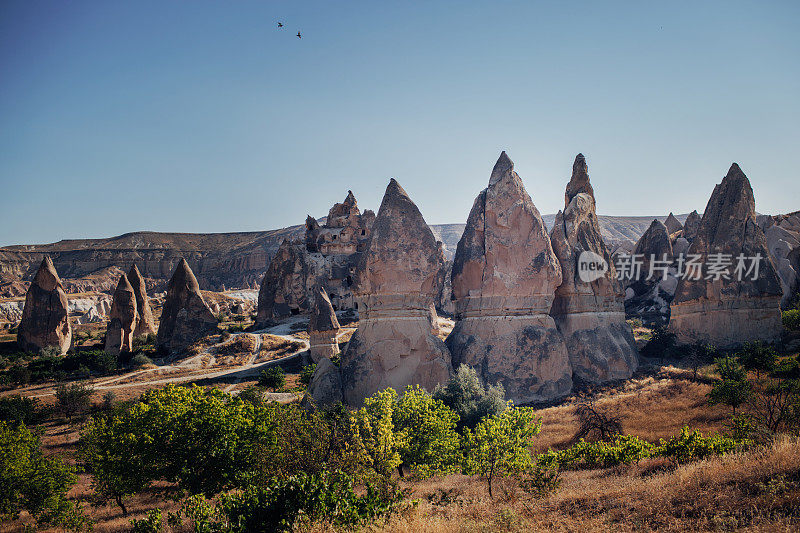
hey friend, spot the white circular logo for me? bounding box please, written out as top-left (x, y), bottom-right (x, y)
top-left (577, 250), bottom-right (608, 283)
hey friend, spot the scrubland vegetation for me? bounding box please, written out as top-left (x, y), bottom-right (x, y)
top-left (2, 325), bottom-right (800, 532)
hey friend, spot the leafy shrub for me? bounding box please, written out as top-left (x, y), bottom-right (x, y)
top-left (299, 363), bottom-right (316, 386)
top-left (782, 309), bottom-right (800, 331)
top-left (130, 508), bottom-right (162, 533)
top-left (181, 470), bottom-right (404, 532)
top-left (772, 356), bottom-right (800, 379)
top-left (351, 388), bottom-right (407, 479)
top-left (0, 421), bottom-right (87, 530)
top-left (131, 353), bottom-right (153, 367)
top-left (655, 426), bottom-right (745, 463)
top-left (537, 428), bottom-right (744, 470)
top-left (737, 341), bottom-right (778, 377)
top-left (259, 367), bottom-right (286, 390)
top-left (433, 364), bottom-right (506, 431)
top-left (80, 385), bottom-right (274, 513)
top-left (537, 435), bottom-right (653, 469)
top-left (393, 385), bottom-right (461, 477)
top-left (709, 356), bottom-right (751, 414)
top-left (641, 327), bottom-right (677, 359)
top-left (0, 395), bottom-right (42, 425)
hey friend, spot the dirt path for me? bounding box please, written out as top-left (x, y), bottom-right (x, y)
top-left (27, 333), bottom-right (310, 399)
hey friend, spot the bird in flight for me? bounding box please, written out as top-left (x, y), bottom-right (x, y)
top-left (297, 31), bottom-right (301, 38)
top-left (277, 22), bottom-right (283, 28)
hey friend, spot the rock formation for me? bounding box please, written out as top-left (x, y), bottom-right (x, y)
top-left (550, 154), bottom-right (638, 383)
top-left (156, 259), bottom-right (218, 353)
top-left (105, 274), bottom-right (138, 355)
top-left (254, 191), bottom-right (376, 327)
top-left (17, 257), bottom-right (72, 354)
top-left (340, 179), bottom-right (452, 406)
top-left (669, 164), bottom-right (783, 347)
top-left (447, 152), bottom-right (571, 404)
top-left (624, 220), bottom-right (676, 325)
top-left (303, 356), bottom-right (344, 408)
top-left (664, 212), bottom-right (683, 235)
top-left (254, 239), bottom-right (320, 325)
top-left (683, 210), bottom-right (702, 242)
top-left (308, 288), bottom-right (341, 362)
top-left (759, 211), bottom-right (800, 308)
top-left (128, 264), bottom-right (156, 337)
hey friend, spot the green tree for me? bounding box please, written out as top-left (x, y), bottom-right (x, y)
top-left (55, 382), bottom-right (94, 422)
top-left (433, 364), bottom-right (507, 431)
top-left (259, 366), bottom-right (286, 390)
top-left (351, 388), bottom-right (408, 479)
top-left (0, 421), bottom-right (88, 530)
top-left (709, 356), bottom-right (751, 414)
top-left (80, 384), bottom-right (278, 513)
top-left (737, 341), bottom-right (778, 378)
top-left (463, 406), bottom-right (541, 497)
top-left (392, 385), bottom-right (461, 477)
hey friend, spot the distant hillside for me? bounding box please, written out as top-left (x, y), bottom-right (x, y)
top-left (0, 213), bottom-right (689, 297)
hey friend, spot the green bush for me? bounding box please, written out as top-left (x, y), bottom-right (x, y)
top-left (783, 309), bottom-right (800, 331)
top-left (536, 427), bottom-right (745, 470)
top-left (537, 435), bottom-right (653, 469)
top-left (641, 327), bottom-right (677, 359)
top-left (131, 353), bottom-right (153, 367)
top-left (55, 382), bottom-right (94, 422)
top-left (299, 363), bottom-right (316, 386)
top-left (0, 395), bottom-right (42, 426)
top-left (393, 385), bottom-right (461, 477)
top-left (0, 421), bottom-right (87, 530)
top-left (655, 426), bottom-right (745, 463)
top-left (709, 356), bottom-right (751, 414)
top-left (181, 470), bottom-right (404, 532)
top-left (259, 367), bottom-right (286, 390)
top-left (433, 364), bottom-right (507, 431)
top-left (737, 341), bottom-right (778, 376)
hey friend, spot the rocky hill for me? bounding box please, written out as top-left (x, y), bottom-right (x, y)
top-left (0, 214), bottom-right (689, 298)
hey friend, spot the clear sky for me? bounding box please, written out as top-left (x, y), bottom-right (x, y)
top-left (1, 0), bottom-right (798, 247)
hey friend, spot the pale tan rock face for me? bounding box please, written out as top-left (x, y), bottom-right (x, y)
top-left (156, 259), bottom-right (218, 353)
top-left (105, 274), bottom-right (138, 355)
top-left (669, 164), bottom-right (783, 348)
top-left (550, 154), bottom-right (638, 383)
top-left (341, 179), bottom-right (452, 406)
top-left (308, 288), bottom-right (341, 363)
top-left (254, 239), bottom-right (321, 326)
top-left (17, 257), bottom-right (72, 354)
top-left (303, 356), bottom-right (343, 408)
top-left (128, 265), bottom-right (156, 337)
top-left (447, 152), bottom-right (571, 404)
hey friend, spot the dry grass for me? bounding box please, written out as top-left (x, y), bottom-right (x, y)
top-left (5, 358), bottom-right (799, 532)
top-left (349, 437), bottom-right (800, 533)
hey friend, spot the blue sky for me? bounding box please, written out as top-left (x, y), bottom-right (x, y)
top-left (1, 0), bottom-right (798, 246)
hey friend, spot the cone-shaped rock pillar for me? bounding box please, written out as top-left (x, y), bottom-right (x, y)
top-left (340, 178), bottom-right (452, 406)
top-left (17, 257), bottom-right (72, 354)
top-left (308, 287), bottom-right (341, 363)
top-left (105, 274), bottom-right (138, 355)
top-left (128, 264), bottom-right (156, 337)
top-left (669, 164), bottom-right (783, 347)
top-left (446, 152), bottom-right (572, 403)
top-left (156, 259), bottom-right (218, 353)
top-left (550, 154), bottom-right (638, 383)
